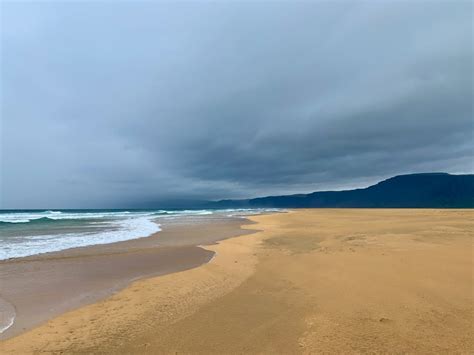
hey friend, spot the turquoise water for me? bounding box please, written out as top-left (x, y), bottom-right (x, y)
top-left (0, 209), bottom-right (273, 260)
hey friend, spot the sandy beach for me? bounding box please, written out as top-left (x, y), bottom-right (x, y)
top-left (1, 209), bottom-right (473, 353)
top-left (0, 215), bottom-right (254, 339)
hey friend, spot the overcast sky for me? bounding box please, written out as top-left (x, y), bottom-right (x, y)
top-left (1, 1), bottom-right (472, 208)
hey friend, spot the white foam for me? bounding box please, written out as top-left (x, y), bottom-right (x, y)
top-left (0, 216), bottom-right (161, 260)
top-left (0, 315), bottom-right (14, 334)
top-left (0, 298), bottom-right (15, 334)
top-left (167, 210), bottom-right (214, 215)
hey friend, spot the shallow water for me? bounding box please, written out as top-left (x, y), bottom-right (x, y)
top-left (0, 209), bottom-right (278, 260)
top-left (0, 298), bottom-right (15, 334)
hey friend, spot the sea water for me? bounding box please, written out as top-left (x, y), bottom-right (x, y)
top-left (0, 208), bottom-right (275, 260)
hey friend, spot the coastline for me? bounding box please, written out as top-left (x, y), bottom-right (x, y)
top-left (1, 209), bottom-right (473, 353)
top-left (0, 214), bottom-right (256, 339)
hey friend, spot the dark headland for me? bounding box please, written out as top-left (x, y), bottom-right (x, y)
top-left (209, 173), bottom-right (474, 208)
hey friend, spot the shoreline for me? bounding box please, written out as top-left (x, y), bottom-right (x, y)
top-left (1, 209), bottom-right (472, 353)
top-left (0, 214), bottom-right (257, 339)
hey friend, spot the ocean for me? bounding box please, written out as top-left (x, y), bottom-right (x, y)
top-left (0, 209), bottom-right (273, 260)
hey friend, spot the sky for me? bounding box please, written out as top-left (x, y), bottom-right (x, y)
top-left (1, 1), bottom-right (473, 208)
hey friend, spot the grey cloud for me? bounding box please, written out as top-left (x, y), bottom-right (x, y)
top-left (1, 1), bottom-right (472, 208)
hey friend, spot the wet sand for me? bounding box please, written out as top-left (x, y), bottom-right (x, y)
top-left (0, 215), bottom-right (254, 339)
top-left (1, 209), bottom-right (473, 353)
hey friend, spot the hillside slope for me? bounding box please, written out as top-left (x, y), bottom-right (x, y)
top-left (211, 173), bottom-right (474, 208)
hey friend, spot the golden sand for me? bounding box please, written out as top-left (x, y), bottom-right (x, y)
top-left (1, 209), bottom-right (473, 353)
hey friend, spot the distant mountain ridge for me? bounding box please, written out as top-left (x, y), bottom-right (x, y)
top-left (209, 173), bottom-right (474, 208)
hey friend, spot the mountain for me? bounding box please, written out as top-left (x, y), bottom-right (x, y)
top-left (209, 173), bottom-right (474, 208)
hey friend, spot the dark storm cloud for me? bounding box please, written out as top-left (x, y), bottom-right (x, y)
top-left (1, 1), bottom-right (472, 208)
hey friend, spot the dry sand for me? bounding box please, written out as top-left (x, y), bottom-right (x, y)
top-left (1, 209), bottom-right (473, 353)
